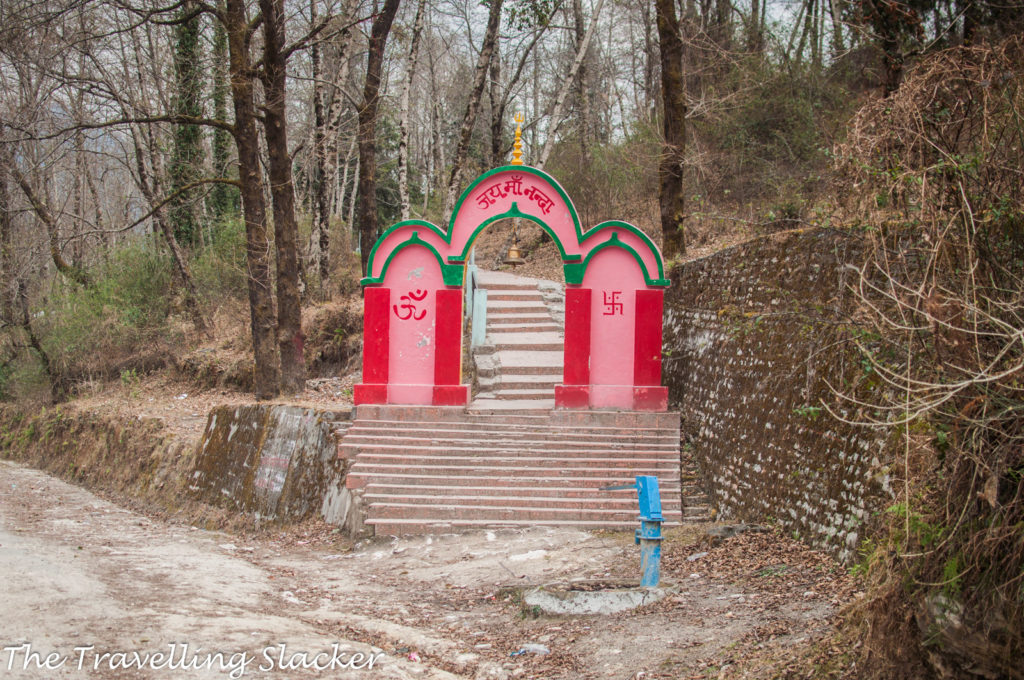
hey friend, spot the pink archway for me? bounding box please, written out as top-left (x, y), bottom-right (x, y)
top-left (354, 166), bottom-right (669, 411)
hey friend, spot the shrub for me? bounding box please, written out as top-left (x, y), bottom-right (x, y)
top-left (37, 236), bottom-right (177, 388)
top-left (833, 37), bottom-right (1024, 678)
top-left (191, 216), bottom-right (248, 305)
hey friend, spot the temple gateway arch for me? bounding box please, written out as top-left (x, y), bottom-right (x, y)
top-left (355, 165), bottom-right (670, 412)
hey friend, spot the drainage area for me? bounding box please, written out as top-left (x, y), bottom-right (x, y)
top-left (522, 580), bottom-right (677, 616)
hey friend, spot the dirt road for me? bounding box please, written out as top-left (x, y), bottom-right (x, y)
top-left (0, 461), bottom-right (855, 679)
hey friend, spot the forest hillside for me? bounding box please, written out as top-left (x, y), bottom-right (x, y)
top-left (1, 0), bottom-right (1022, 676)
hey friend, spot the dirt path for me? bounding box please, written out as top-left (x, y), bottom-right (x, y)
top-left (0, 461), bottom-right (857, 679)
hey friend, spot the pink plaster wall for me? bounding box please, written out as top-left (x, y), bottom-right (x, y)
top-left (580, 228), bottom-right (661, 284)
top-left (382, 246), bottom-right (443, 404)
top-left (450, 171), bottom-right (578, 258)
top-left (583, 247), bottom-right (646, 408)
top-left (367, 226), bottom-right (449, 283)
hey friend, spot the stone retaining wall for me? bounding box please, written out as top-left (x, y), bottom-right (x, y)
top-left (189, 404), bottom-right (354, 526)
top-left (663, 229), bottom-right (893, 561)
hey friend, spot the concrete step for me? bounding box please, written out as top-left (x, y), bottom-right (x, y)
top-left (492, 343), bottom-right (564, 353)
top-left (484, 376), bottom-right (562, 391)
top-left (488, 351), bottom-right (563, 374)
top-left (348, 407), bottom-right (681, 430)
top-left (341, 432), bottom-right (679, 450)
top-left (363, 483), bottom-right (682, 500)
top-left (362, 492), bottom-right (682, 510)
top-left (475, 281), bottom-right (544, 292)
top-left (345, 417), bottom-right (678, 436)
top-left (366, 502), bottom-right (684, 524)
top-left (367, 518), bottom-right (675, 535)
top-left (347, 455), bottom-right (681, 472)
top-left (488, 312), bottom-right (556, 323)
top-left (489, 312), bottom-right (555, 321)
top-left (491, 389), bottom-right (555, 400)
top-left (487, 302), bottom-right (549, 314)
top-left (349, 470), bottom-right (681, 489)
top-left (348, 463), bottom-right (678, 484)
top-left (487, 323), bottom-right (562, 333)
top-left (486, 291), bottom-right (545, 301)
top-left (466, 399), bottom-right (555, 414)
top-left (488, 333), bottom-right (564, 352)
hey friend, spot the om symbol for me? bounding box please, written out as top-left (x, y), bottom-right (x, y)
top-left (393, 289), bottom-right (428, 321)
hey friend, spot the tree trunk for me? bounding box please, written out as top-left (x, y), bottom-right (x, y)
top-left (310, 0), bottom-right (329, 284)
top-left (260, 0), bottom-right (306, 395)
top-left (642, 0), bottom-right (657, 119)
top-left (226, 0), bottom-right (280, 399)
top-left (10, 165), bottom-right (92, 287)
top-left (322, 0), bottom-right (362, 226)
top-left (443, 0), bottom-right (504, 222)
top-left (748, 0), bottom-right (763, 51)
top-left (572, 0), bottom-right (592, 146)
top-left (656, 0), bottom-right (687, 258)
top-left (210, 0), bottom-right (239, 223)
top-left (0, 145), bottom-right (14, 321)
top-left (489, 35), bottom-right (504, 167)
top-left (714, 0), bottom-right (731, 49)
top-left (169, 0), bottom-right (205, 248)
top-left (357, 0), bottom-right (402, 274)
top-left (399, 0), bottom-right (426, 221)
top-left (126, 123), bottom-right (209, 335)
top-left (18, 281), bottom-right (61, 403)
top-left (826, 0), bottom-right (844, 55)
top-left (537, 0), bottom-right (606, 171)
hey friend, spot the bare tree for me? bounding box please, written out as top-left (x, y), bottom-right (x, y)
top-left (260, 0), bottom-right (306, 395)
top-left (442, 0), bottom-right (504, 222)
top-left (357, 0), bottom-right (402, 273)
top-left (225, 0), bottom-right (280, 398)
top-left (537, 0), bottom-right (606, 170)
top-left (398, 0), bottom-right (427, 221)
top-left (656, 0), bottom-right (686, 257)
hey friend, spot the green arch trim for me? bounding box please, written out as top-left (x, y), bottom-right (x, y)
top-left (448, 165), bottom-right (583, 243)
top-left (448, 202), bottom-right (581, 264)
top-left (580, 220), bottom-right (667, 282)
top-left (360, 230), bottom-right (464, 287)
top-left (363, 169), bottom-right (668, 289)
top-left (571, 232), bottom-right (671, 287)
top-left (363, 219), bottom-right (449, 282)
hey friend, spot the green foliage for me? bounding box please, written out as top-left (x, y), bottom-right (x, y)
top-left (373, 114), bottom-right (420, 227)
top-left (37, 237), bottom-right (175, 384)
top-left (793, 404), bottom-right (823, 420)
top-left (834, 42), bottom-right (1024, 675)
top-left (191, 216), bottom-right (248, 304)
top-left (689, 60), bottom-right (855, 211)
top-left (169, 1), bottom-right (206, 247)
top-left (504, 0), bottom-right (557, 30)
top-left (545, 123), bottom-right (660, 228)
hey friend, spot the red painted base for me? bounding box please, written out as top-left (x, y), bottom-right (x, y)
top-left (556, 384), bottom-right (669, 411)
top-left (433, 385), bottom-right (470, 406)
top-left (354, 383), bottom-right (388, 405)
top-left (554, 385), bottom-right (590, 409)
top-left (632, 386), bottom-right (668, 411)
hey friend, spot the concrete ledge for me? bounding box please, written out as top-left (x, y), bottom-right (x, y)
top-left (522, 580), bottom-right (677, 615)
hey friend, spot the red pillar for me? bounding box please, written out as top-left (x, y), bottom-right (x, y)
top-left (555, 287), bottom-right (592, 408)
top-left (433, 288), bottom-right (469, 405)
top-left (354, 286), bottom-right (390, 404)
top-left (633, 288), bottom-right (668, 411)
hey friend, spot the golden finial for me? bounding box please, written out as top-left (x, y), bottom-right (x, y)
top-left (511, 112), bottom-right (524, 165)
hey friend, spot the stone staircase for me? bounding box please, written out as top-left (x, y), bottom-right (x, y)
top-left (341, 405), bottom-right (691, 535)
top-left (469, 270), bottom-right (564, 413)
top-left (339, 269), bottom-right (712, 535)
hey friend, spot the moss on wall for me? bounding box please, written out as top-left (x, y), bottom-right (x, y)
top-left (663, 229), bottom-right (893, 561)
